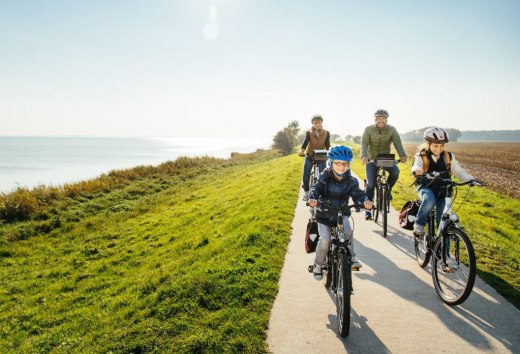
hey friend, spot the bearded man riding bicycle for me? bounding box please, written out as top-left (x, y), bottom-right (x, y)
top-left (361, 109), bottom-right (407, 220)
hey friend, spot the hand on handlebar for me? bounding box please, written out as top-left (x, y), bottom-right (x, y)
top-left (361, 156), bottom-right (368, 165)
top-left (470, 179), bottom-right (486, 187)
top-left (363, 200), bottom-right (373, 210)
top-left (308, 199), bottom-right (318, 207)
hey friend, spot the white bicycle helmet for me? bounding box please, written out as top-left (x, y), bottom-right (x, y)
top-left (423, 127), bottom-right (449, 144)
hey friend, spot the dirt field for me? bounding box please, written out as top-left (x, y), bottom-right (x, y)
top-left (403, 142), bottom-right (520, 199)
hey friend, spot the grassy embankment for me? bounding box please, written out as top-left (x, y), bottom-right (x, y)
top-left (0, 150), bottom-right (301, 353)
top-left (348, 144), bottom-right (520, 309)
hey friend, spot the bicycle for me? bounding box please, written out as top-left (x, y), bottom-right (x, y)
top-left (307, 201), bottom-right (363, 337)
top-left (307, 149), bottom-right (328, 191)
top-left (413, 172), bottom-right (483, 305)
top-left (366, 153), bottom-right (399, 238)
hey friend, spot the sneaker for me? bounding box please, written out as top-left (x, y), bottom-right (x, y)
top-left (303, 191), bottom-right (309, 202)
top-left (351, 258), bottom-right (362, 271)
top-left (313, 264), bottom-right (323, 280)
top-left (442, 259), bottom-right (459, 273)
top-left (365, 211), bottom-right (372, 220)
top-left (413, 224), bottom-right (426, 236)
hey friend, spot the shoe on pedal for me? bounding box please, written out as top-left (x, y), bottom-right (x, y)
top-left (303, 191), bottom-right (309, 202)
top-left (365, 210), bottom-right (372, 220)
top-left (413, 224), bottom-right (425, 236)
top-left (313, 264), bottom-right (323, 280)
top-left (351, 258), bottom-right (362, 271)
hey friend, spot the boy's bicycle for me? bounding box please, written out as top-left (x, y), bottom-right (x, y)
top-left (368, 153), bottom-right (400, 238)
top-left (413, 172), bottom-right (483, 305)
top-left (308, 201), bottom-right (363, 337)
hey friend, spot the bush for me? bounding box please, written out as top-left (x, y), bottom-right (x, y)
top-left (272, 121), bottom-right (300, 155)
top-left (0, 188), bottom-right (38, 222)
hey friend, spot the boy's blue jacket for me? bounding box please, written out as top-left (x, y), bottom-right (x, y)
top-left (309, 168), bottom-right (368, 226)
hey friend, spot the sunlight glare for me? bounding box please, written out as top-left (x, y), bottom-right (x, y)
top-left (203, 4), bottom-right (219, 40)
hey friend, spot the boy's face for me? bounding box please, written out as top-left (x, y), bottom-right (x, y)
top-left (332, 160), bottom-right (350, 175)
top-left (429, 143), bottom-right (445, 157)
top-left (312, 120), bottom-right (323, 129)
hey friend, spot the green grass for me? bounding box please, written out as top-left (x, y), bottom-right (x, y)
top-left (349, 144), bottom-right (520, 309)
top-left (0, 151), bottom-right (301, 353)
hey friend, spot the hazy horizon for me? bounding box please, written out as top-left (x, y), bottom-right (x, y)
top-left (1, 1), bottom-right (519, 139)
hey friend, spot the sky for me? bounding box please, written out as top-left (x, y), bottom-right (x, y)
top-left (1, 0), bottom-right (519, 139)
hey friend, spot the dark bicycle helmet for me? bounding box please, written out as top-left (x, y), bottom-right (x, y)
top-left (327, 145), bottom-right (353, 162)
top-left (311, 114), bottom-right (323, 123)
top-left (374, 109), bottom-right (389, 118)
top-left (423, 127), bottom-right (449, 144)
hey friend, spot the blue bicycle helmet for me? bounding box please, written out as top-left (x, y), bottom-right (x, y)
top-left (327, 145), bottom-right (353, 162)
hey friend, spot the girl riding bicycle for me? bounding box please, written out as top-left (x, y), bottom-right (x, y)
top-left (308, 145), bottom-right (373, 280)
top-left (411, 127), bottom-right (478, 236)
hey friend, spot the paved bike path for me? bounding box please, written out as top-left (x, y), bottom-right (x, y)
top-left (267, 182), bottom-right (520, 354)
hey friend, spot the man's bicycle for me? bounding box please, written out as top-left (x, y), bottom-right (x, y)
top-left (413, 172), bottom-right (483, 305)
top-left (308, 201), bottom-right (363, 337)
top-left (369, 153), bottom-right (399, 238)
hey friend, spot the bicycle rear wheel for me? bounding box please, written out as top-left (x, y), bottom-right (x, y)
top-left (432, 228), bottom-right (476, 305)
top-left (336, 252), bottom-right (351, 337)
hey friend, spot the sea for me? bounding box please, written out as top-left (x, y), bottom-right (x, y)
top-left (0, 137), bottom-right (271, 193)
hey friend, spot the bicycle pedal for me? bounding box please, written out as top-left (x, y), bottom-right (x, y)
top-left (308, 265), bottom-right (314, 273)
top-left (352, 267), bottom-right (361, 271)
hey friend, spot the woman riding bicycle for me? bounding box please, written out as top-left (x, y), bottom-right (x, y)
top-left (361, 109), bottom-right (407, 220)
top-left (308, 145), bottom-right (373, 280)
top-left (411, 127), bottom-right (478, 236)
top-left (299, 114), bottom-right (331, 201)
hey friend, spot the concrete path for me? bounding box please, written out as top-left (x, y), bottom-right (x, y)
top-left (267, 184), bottom-right (520, 354)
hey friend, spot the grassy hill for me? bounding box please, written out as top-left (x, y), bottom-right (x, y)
top-left (0, 151), bottom-right (301, 353)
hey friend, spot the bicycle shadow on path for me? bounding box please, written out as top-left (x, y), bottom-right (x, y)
top-left (354, 219), bottom-right (519, 353)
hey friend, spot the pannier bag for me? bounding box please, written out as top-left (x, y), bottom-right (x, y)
top-left (399, 200), bottom-right (421, 230)
top-left (305, 219), bottom-right (320, 253)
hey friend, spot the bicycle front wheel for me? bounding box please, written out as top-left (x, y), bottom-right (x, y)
top-left (373, 186), bottom-right (381, 223)
top-left (335, 252), bottom-right (351, 337)
top-left (382, 187), bottom-right (388, 238)
top-left (432, 228), bottom-right (476, 305)
top-left (323, 248), bottom-right (332, 288)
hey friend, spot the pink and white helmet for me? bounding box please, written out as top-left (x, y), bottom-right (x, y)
top-left (423, 127), bottom-right (449, 144)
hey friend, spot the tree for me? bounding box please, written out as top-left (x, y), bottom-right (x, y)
top-left (353, 136), bottom-right (361, 144)
top-left (330, 133), bottom-right (341, 142)
top-left (272, 120), bottom-right (301, 155)
top-left (344, 134), bottom-right (353, 142)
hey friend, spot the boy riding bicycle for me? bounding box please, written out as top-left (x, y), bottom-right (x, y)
top-left (299, 114), bottom-right (331, 201)
top-left (411, 127), bottom-right (478, 236)
top-left (308, 145), bottom-right (373, 280)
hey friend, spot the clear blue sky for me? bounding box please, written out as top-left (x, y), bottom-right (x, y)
top-left (1, 0), bottom-right (519, 139)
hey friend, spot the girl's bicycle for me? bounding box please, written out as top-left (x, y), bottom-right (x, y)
top-left (308, 201), bottom-right (363, 337)
top-left (413, 172), bottom-right (483, 305)
top-left (308, 149), bottom-right (328, 191)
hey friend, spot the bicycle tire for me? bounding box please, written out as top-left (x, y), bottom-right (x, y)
top-left (336, 252), bottom-right (351, 337)
top-left (414, 232), bottom-right (431, 268)
top-left (323, 249), bottom-right (332, 288)
top-left (432, 228), bottom-right (476, 305)
top-left (373, 186), bottom-right (380, 223)
top-left (382, 187), bottom-right (388, 238)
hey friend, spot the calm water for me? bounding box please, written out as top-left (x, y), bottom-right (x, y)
top-left (0, 137), bottom-right (270, 193)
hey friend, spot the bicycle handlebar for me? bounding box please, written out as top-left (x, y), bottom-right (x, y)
top-left (414, 171), bottom-right (485, 187)
top-left (313, 201), bottom-right (366, 212)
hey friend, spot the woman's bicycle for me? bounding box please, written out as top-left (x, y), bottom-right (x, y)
top-left (413, 172), bottom-right (483, 305)
top-left (308, 149), bottom-right (328, 191)
top-left (308, 201), bottom-right (363, 337)
top-left (370, 154), bottom-right (400, 238)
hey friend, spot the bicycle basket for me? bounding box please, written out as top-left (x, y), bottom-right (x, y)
top-left (312, 149), bottom-right (328, 162)
top-left (375, 153), bottom-right (395, 168)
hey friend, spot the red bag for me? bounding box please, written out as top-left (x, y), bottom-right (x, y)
top-left (399, 200), bottom-right (421, 230)
top-left (305, 219), bottom-right (320, 253)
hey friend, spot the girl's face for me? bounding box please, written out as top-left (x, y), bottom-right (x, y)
top-left (429, 143), bottom-right (445, 157)
top-left (332, 159), bottom-right (350, 176)
top-left (312, 120), bottom-right (323, 129)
